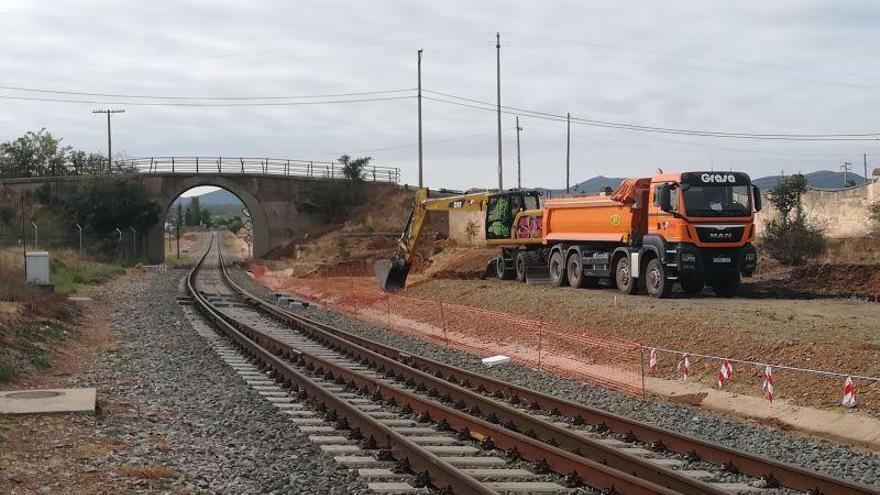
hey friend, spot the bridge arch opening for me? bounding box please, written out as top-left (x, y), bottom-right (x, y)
top-left (155, 176), bottom-right (270, 262)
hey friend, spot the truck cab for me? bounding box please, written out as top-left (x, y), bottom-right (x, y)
top-left (643, 172), bottom-right (761, 297)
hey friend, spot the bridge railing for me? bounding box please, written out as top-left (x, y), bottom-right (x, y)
top-left (119, 157), bottom-right (401, 183)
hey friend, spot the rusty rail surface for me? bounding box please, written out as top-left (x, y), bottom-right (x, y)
top-left (191, 239), bottom-right (679, 495)
top-left (220, 255), bottom-right (880, 495)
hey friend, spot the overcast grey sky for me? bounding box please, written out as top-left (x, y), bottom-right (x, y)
top-left (2, 1), bottom-right (880, 191)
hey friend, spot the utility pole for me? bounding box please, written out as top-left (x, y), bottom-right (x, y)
top-left (417, 49), bottom-right (424, 189)
top-left (92, 108), bottom-right (125, 173)
top-left (566, 112), bottom-right (571, 194)
top-left (865, 153), bottom-right (869, 185)
top-left (20, 192), bottom-right (26, 281)
top-left (515, 116), bottom-right (523, 189)
top-left (841, 162), bottom-right (852, 187)
top-left (496, 32), bottom-right (503, 190)
top-left (176, 203), bottom-right (182, 259)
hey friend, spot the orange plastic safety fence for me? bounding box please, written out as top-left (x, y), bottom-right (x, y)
top-left (280, 277), bottom-right (644, 396)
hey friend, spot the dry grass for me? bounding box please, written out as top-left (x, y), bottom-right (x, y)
top-left (72, 443), bottom-right (113, 460)
top-left (116, 463), bottom-right (180, 480)
top-left (154, 440), bottom-right (171, 453)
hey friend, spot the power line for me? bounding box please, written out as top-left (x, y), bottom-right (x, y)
top-left (0, 84), bottom-right (416, 100)
top-left (0, 94), bottom-right (416, 107)
top-left (422, 91), bottom-right (880, 141)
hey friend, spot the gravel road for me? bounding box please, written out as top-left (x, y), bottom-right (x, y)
top-left (230, 267), bottom-right (880, 489)
top-left (79, 268), bottom-right (366, 494)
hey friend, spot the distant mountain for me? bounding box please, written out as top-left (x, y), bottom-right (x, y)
top-left (752, 170), bottom-right (867, 190)
top-left (536, 170), bottom-right (868, 196)
top-left (196, 188), bottom-right (241, 206)
top-left (173, 188), bottom-right (244, 217)
top-left (535, 176), bottom-right (624, 195)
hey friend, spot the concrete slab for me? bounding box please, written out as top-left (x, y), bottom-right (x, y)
top-left (0, 388), bottom-right (96, 415)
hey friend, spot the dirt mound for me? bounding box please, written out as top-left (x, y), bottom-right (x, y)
top-left (744, 261), bottom-right (880, 299)
top-left (420, 247), bottom-right (497, 280)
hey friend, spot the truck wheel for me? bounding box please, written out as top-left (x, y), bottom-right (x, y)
top-left (614, 256), bottom-right (638, 295)
top-left (549, 251), bottom-right (567, 287)
top-left (645, 258), bottom-right (672, 298)
top-left (680, 278), bottom-right (704, 294)
top-left (566, 253), bottom-right (587, 288)
top-left (495, 255), bottom-right (515, 280)
top-left (515, 252), bottom-right (527, 282)
top-left (712, 276), bottom-right (740, 298)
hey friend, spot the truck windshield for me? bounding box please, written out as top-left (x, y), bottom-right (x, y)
top-left (682, 185), bottom-right (751, 217)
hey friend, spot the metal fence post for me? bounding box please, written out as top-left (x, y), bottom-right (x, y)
top-left (218, 157), bottom-right (222, 173)
top-left (172, 157), bottom-right (175, 174)
top-left (309, 161), bottom-right (313, 177)
top-left (639, 345), bottom-right (647, 399)
top-left (286, 160), bottom-right (290, 176)
top-left (196, 156), bottom-right (199, 174)
top-left (440, 301), bottom-right (448, 346)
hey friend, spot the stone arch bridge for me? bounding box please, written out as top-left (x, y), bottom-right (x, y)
top-left (1, 156), bottom-right (402, 263)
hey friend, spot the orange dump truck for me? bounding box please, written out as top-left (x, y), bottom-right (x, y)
top-left (494, 171), bottom-right (761, 297)
top-left (377, 170), bottom-right (761, 298)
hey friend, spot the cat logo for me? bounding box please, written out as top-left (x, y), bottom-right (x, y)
top-left (610, 214), bottom-right (622, 226)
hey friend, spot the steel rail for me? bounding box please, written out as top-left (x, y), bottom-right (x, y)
top-left (208, 244), bottom-right (682, 494)
top-left (188, 238), bottom-right (494, 495)
top-left (217, 252), bottom-right (718, 495)
top-left (220, 258), bottom-right (880, 495)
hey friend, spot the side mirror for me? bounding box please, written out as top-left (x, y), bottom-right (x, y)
top-left (752, 185), bottom-right (762, 212)
top-left (657, 185), bottom-right (672, 212)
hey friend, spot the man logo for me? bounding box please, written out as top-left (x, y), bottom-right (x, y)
top-left (701, 173), bottom-right (736, 183)
top-left (610, 214), bottom-right (622, 226)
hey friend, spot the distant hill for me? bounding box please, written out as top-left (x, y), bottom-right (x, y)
top-left (537, 170), bottom-right (868, 196)
top-left (752, 170), bottom-right (867, 190)
top-left (173, 188), bottom-right (244, 217)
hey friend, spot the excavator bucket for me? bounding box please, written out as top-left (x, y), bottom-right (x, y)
top-left (375, 258), bottom-right (411, 292)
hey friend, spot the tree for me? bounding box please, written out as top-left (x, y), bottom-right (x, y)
top-left (1, 129), bottom-right (106, 178)
top-left (337, 154), bottom-right (372, 182)
top-left (760, 174), bottom-right (826, 265)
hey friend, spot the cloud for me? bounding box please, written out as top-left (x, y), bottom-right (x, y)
top-left (1, 0), bottom-right (879, 190)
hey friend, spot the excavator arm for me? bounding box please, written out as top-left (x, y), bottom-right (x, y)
top-left (375, 188), bottom-right (492, 291)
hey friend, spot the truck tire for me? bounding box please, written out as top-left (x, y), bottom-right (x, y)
top-left (495, 255), bottom-right (515, 280)
top-left (566, 253), bottom-right (587, 288)
top-left (645, 258), bottom-right (672, 298)
top-left (549, 250), bottom-right (567, 287)
top-left (680, 278), bottom-right (704, 295)
top-left (712, 275), bottom-right (740, 298)
top-left (515, 252), bottom-right (527, 282)
top-left (614, 256), bottom-right (639, 295)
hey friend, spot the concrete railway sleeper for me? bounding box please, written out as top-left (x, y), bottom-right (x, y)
top-left (190, 236), bottom-right (679, 495)
top-left (219, 249), bottom-right (879, 495)
top-left (211, 244), bottom-right (862, 495)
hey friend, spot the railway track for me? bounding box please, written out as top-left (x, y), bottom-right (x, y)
top-left (186, 236), bottom-right (879, 495)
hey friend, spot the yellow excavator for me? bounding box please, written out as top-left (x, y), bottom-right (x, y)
top-left (375, 188), bottom-right (543, 291)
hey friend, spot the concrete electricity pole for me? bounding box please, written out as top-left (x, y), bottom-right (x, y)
top-left (92, 108), bottom-right (125, 173)
top-left (496, 32), bottom-right (503, 190)
top-left (417, 49), bottom-right (424, 189)
top-left (841, 162), bottom-right (852, 187)
top-left (566, 112), bottom-right (571, 194)
top-left (515, 116), bottom-right (523, 189)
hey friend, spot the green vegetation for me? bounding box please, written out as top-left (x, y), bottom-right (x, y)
top-left (50, 254), bottom-right (125, 294)
top-left (0, 128), bottom-right (107, 178)
top-left (338, 154), bottom-right (372, 181)
top-left (760, 174), bottom-right (827, 265)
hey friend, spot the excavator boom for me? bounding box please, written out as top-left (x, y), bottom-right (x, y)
top-left (375, 188), bottom-right (492, 291)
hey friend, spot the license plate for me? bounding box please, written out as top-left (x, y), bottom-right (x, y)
top-left (713, 257), bottom-right (731, 263)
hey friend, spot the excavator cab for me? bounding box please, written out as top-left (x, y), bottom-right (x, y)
top-left (376, 188), bottom-right (541, 292)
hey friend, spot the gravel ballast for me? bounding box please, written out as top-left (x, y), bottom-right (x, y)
top-left (230, 268), bottom-right (880, 488)
top-left (79, 269), bottom-right (365, 494)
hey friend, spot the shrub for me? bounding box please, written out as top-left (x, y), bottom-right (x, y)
top-left (761, 216), bottom-right (826, 265)
top-left (869, 201), bottom-right (880, 235)
top-left (759, 174), bottom-right (827, 265)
